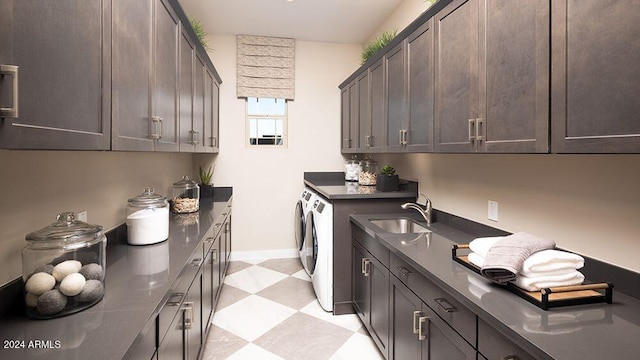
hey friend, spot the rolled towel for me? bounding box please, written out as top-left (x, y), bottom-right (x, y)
top-left (481, 232), bottom-right (556, 284)
top-left (520, 249), bottom-right (584, 277)
top-left (511, 270), bottom-right (585, 292)
top-left (469, 236), bottom-right (503, 258)
top-left (467, 252), bottom-right (485, 268)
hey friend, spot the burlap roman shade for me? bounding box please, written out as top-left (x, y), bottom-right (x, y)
top-left (237, 35), bottom-right (295, 100)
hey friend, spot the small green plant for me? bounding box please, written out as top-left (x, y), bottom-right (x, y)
top-left (199, 165), bottom-right (214, 185)
top-left (380, 165), bottom-right (396, 176)
top-left (189, 16), bottom-right (208, 49)
top-left (361, 29), bottom-right (398, 65)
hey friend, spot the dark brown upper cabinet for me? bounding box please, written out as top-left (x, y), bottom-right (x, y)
top-left (385, 41), bottom-right (409, 152)
top-left (551, 0), bottom-right (640, 153)
top-left (369, 59), bottom-right (386, 152)
top-left (0, 0), bottom-right (111, 150)
top-left (112, 0), bottom-right (180, 152)
top-left (404, 20), bottom-right (435, 152)
top-left (356, 70), bottom-right (371, 152)
top-left (341, 79), bottom-right (358, 153)
top-left (435, 0), bottom-right (549, 153)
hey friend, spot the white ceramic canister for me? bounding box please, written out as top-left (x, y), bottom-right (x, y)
top-left (126, 188), bottom-right (169, 245)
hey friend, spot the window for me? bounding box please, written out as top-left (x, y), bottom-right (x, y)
top-left (246, 97), bottom-right (288, 147)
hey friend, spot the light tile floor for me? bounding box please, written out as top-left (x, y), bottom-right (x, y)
top-left (201, 258), bottom-right (384, 360)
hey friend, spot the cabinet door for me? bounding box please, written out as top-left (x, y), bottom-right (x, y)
top-left (202, 236), bottom-right (220, 332)
top-left (422, 303), bottom-right (476, 360)
top-left (112, 0), bottom-right (155, 151)
top-left (390, 276), bottom-right (425, 360)
top-left (369, 58), bottom-right (386, 152)
top-left (216, 224), bottom-right (227, 281)
top-left (178, 29), bottom-right (195, 152)
top-left (369, 254), bottom-right (390, 356)
top-left (0, 0), bottom-right (110, 150)
top-left (224, 214), bottom-right (232, 264)
top-left (406, 20), bottom-right (435, 153)
top-left (341, 80), bottom-right (358, 153)
top-left (551, 0), bottom-right (640, 153)
top-left (157, 308), bottom-right (185, 360)
top-left (153, 0), bottom-right (180, 152)
top-left (352, 241), bottom-right (370, 324)
top-left (203, 69), bottom-right (219, 152)
top-left (479, 0), bottom-right (549, 153)
top-left (212, 78), bottom-right (220, 152)
top-left (356, 71), bottom-right (370, 151)
top-left (434, 0), bottom-right (478, 153)
top-left (184, 273), bottom-right (202, 360)
top-left (192, 55), bottom-right (206, 153)
top-left (385, 41), bottom-right (408, 152)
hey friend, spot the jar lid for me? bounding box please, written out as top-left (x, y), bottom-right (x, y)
top-left (173, 175), bottom-right (199, 189)
top-left (128, 187), bottom-right (168, 207)
top-left (25, 212), bottom-right (104, 248)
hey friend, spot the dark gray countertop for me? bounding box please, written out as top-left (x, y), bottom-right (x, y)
top-left (304, 171), bottom-right (418, 200)
top-left (0, 193), bottom-right (231, 360)
top-left (350, 213), bottom-right (640, 360)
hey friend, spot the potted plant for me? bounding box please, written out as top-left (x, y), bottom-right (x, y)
top-left (361, 29), bottom-right (398, 65)
top-left (199, 165), bottom-right (215, 198)
top-left (376, 165), bottom-right (399, 192)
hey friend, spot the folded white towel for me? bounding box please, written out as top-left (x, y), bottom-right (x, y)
top-left (467, 252), bottom-right (485, 268)
top-left (511, 270), bottom-right (585, 292)
top-left (468, 236), bottom-right (503, 257)
top-left (520, 249), bottom-right (584, 277)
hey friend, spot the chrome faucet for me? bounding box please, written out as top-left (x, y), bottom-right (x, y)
top-left (401, 194), bottom-right (432, 226)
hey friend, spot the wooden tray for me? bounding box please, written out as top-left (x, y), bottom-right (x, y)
top-left (452, 244), bottom-right (613, 310)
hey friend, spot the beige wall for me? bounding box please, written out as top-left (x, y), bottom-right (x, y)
top-left (195, 35), bottom-right (361, 255)
top-left (376, 153), bottom-right (640, 273)
top-left (0, 150), bottom-right (192, 287)
top-left (364, 0), bottom-right (435, 46)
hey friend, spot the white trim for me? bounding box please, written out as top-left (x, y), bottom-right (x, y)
top-left (229, 248), bottom-right (298, 262)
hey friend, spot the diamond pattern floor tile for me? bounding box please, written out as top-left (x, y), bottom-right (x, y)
top-left (204, 259), bottom-right (383, 360)
top-left (253, 312), bottom-right (354, 360)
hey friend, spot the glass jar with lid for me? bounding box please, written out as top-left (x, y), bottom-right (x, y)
top-left (359, 158), bottom-right (379, 186)
top-left (22, 212), bottom-right (106, 319)
top-left (172, 175), bottom-right (200, 213)
top-left (127, 187), bottom-right (169, 246)
top-left (345, 156), bottom-right (361, 181)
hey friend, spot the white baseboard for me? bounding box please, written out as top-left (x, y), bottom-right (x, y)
top-left (229, 248), bottom-right (298, 262)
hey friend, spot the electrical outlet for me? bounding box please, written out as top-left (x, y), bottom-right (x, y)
top-left (488, 201), bottom-right (498, 222)
top-left (77, 210), bottom-right (88, 222)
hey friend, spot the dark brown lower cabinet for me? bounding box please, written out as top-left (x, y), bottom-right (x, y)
top-left (353, 240), bottom-right (390, 358)
top-left (477, 319), bottom-right (537, 360)
top-left (390, 276), bottom-right (476, 360)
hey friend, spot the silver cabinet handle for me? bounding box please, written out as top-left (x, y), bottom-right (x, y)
top-left (212, 248), bottom-right (218, 263)
top-left (475, 118), bottom-right (484, 142)
top-left (190, 130), bottom-right (200, 145)
top-left (412, 310), bottom-right (422, 334)
top-left (191, 257), bottom-right (203, 267)
top-left (211, 136), bottom-right (217, 147)
top-left (418, 316), bottom-right (429, 340)
top-left (434, 297), bottom-right (458, 313)
top-left (363, 258), bottom-right (371, 277)
top-left (166, 292), bottom-right (185, 306)
top-left (468, 119), bottom-right (476, 143)
top-left (151, 116), bottom-right (162, 140)
top-left (183, 301), bottom-right (194, 330)
top-left (501, 357), bottom-right (520, 360)
top-left (397, 266), bottom-right (411, 278)
top-left (0, 65), bottom-right (19, 118)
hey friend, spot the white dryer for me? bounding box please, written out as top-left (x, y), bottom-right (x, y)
top-left (295, 188), bottom-right (316, 273)
top-left (308, 195), bottom-right (333, 312)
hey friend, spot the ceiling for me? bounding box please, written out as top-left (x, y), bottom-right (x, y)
top-left (178, 0), bottom-right (404, 44)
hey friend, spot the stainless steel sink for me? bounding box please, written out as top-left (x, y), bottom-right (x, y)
top-left (370, 218), bottom-right (432, 234)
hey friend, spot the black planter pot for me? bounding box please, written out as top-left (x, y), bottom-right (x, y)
top-left (376, 175), bottom-right (399, 192)
top-left (200, 184), bottom-right (214, 198)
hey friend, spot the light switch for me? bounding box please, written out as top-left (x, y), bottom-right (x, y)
top-left (488, 201), bottom-right (498, 222)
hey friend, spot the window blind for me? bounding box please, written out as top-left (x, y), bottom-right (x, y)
top-left (237, 35), bottom-right (295, 100)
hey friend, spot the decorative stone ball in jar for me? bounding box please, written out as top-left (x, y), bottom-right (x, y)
top-left (22, 212), bottom-right (106, 319)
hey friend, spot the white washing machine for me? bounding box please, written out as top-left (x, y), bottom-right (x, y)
top-left (308, 195), bottom-right (333, 312)
top-left (295, 188), bottom-right (316, 273)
